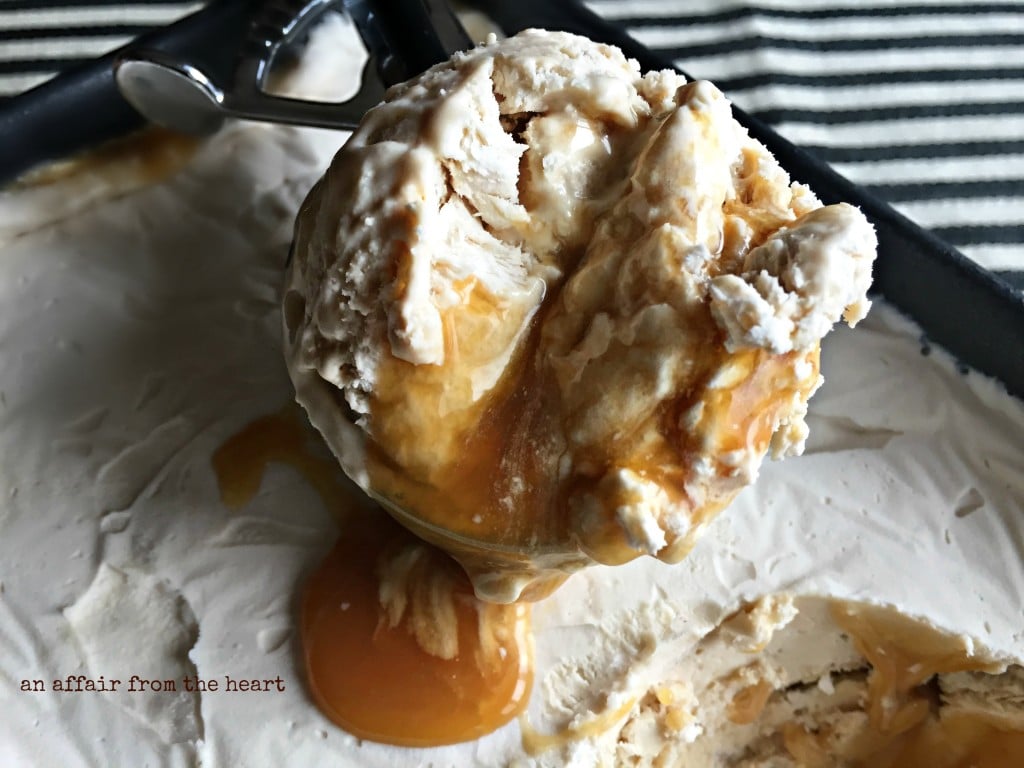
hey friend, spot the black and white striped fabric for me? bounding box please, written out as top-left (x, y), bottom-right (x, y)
top-left (1, 0), bottom-right (1021, 273)
top-left (0, 1), bottom-right (201, 94)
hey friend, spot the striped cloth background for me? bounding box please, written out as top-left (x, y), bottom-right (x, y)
top-left (0, 0), bottom-right (1021, 274)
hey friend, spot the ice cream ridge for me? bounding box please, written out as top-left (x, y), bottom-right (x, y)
top-left (283, 29), bottom-right (876, 606)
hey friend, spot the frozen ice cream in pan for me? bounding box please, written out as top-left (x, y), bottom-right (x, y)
top-left (0, 1), bottom-right (1021, 766)
top-left (277, 5), bottom-right (1022, 764)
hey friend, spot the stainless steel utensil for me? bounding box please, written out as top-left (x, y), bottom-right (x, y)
top-left (114, 0), bottom-right (471, 135)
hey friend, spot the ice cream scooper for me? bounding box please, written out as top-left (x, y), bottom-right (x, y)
top-left (117, 0), bottom-right (584, 603)
top-left (114, 0), bottom-right (472, 135)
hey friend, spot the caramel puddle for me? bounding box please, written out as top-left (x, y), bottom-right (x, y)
top-left (303, 515), bottom-right (532, 747)
top-left (213, 407), bottom-right (532, 747)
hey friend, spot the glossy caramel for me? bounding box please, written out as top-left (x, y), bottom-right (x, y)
top-left (211, 408), bottom-right (354, 515)
top-left (303, 516), bottom-right (531, 747)
top-left (213, 408), bottom-right (533, 747)
top-left (366, 309), bottom-right (567, 549)
top-left (780, 602), bottom-right (1021, 767)
top-left (366, 317), bottom-right (820, 575)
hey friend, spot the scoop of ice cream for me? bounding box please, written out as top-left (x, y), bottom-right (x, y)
top-left (283, 29), bottom-right (877, 601)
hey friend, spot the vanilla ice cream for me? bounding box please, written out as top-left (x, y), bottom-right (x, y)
top-left (610, 595), bottom-right (1024, 766)
top-left (283, 29), bottom-right (877, 602)
top-left (0, 13), bottom-right (1021, 768)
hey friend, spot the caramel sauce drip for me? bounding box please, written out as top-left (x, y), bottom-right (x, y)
top-left (212, 407), bottom-right (533, 746)
top-left (878, 712), bottom-right (1024, 767)
top-left (14, 126), bottom-right (199, 189)
top-left (367, 307), bottom-right (566, 549)
top-left (366, 303), bottom-right (820, 578)
top-left (832, 603), bottom-right (995, 736)
top-left (303, 516), bottom-right (532, 747)
top-left (783, 712), bottom-right (1024, 768)
top-left (780, 602), bottom-right (1021, 767)
top-left (519, 696), bottom-right (637, 756)
top-left (348, 90), bottom-right (827, 587)
top-left (211, 408), bottom-right (354, 515)
top-left (654, 346), bottom-right (818, 566)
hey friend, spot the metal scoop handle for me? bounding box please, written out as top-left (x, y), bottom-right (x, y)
top-left (114, 0), bottom-right (471, 136)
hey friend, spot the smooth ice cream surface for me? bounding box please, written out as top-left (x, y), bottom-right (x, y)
top-left (284, 29), bottom-right (877, 601)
